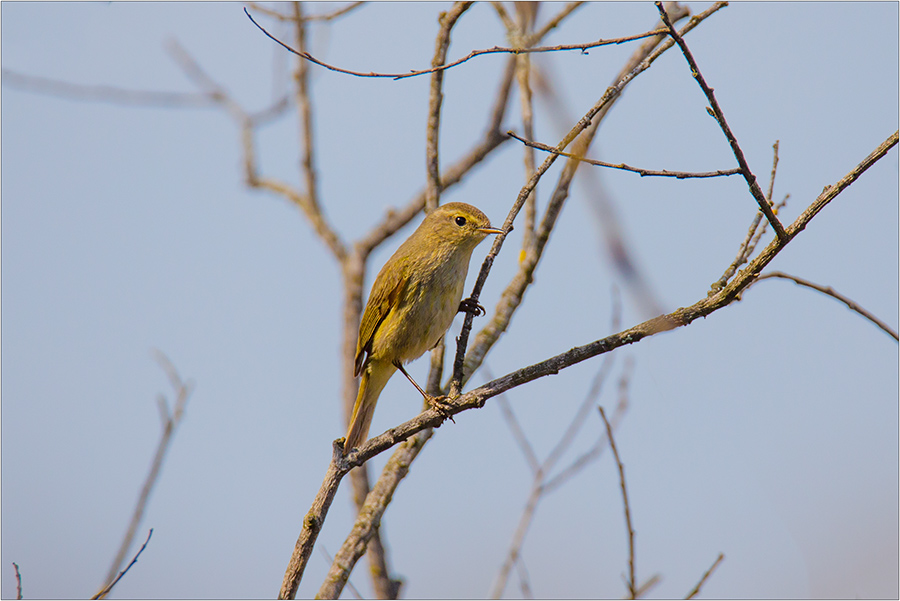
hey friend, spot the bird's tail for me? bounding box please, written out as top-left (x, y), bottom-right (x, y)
top-left (345, 360), bottom-right (395, 452)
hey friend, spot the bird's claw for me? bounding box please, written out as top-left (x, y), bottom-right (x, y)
top-left (426, 394), bottom-right (456, 423)
top-left (458, 297), bottom-right (485, 316)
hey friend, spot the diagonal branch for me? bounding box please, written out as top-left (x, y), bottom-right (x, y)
top-left (684, 553), bottom-right (725, 599)
top-left (656, 1), bottom-right (787, 241)
top-left (100, 352), bottom-right (193, 593)
top-left (93, 530), bottom-right (153, 600)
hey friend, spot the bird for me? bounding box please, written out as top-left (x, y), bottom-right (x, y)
top-left (344, 202), bottom-right (503, 451)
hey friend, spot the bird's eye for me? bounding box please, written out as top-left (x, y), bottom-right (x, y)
top-left (455, 216), bottom-right (467, 227)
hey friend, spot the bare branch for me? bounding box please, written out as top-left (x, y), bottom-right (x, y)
top-left (93, 529), bottom-right (153, 600)
top-left (543, 358), bottom-right (632, 495)
top-left (244, 7), bottom-right (672, 81)
top-left (684, 553), bottom-right (725, 599)
top-left (599, 406), bottom-right (636, 599)
top-left (316, 432), bottom-right (429, 599)
top-left (508, 131), bottom-right (742, 178)
top-left (12, 562), bottom-right (22, 600)
top-left (711, 142), bottom-right (787, 293)
top-left (529, 2), bottom-right (585, 43)
top-left (100, 353), bottom-right (193, 592)
top-left (491, 356), bottom-right (625, 599)
top-left (247, 1), bottom-right (365, 23)
top-left (305, 1), bottom-right (366, 22)
top-left (2, 68), bottom-right (216, 108)
top-left (634, 574), bottom-right (661, 599)
top-left (425, 2), bottom-right (474, 211)
top-left (755, 271), bottom-right (899, 341)
top-left (656, 2), bottom-right (787, 241)
top-left (494, 389), bottom-right (540, 474)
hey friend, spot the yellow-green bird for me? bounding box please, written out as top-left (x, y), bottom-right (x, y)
top-left (344, 202), bottom-right (503, 451)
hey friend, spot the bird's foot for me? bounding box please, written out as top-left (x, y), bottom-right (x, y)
top-left (425, 394), bottom-right (456, 423)
top-left (458, 297), bottom-right (485, 316)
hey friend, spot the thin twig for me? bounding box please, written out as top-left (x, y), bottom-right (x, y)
top-left (508, 131), bottom-right (742, 178)
top-left (755, 271), bottom-right (899, 341)
top-left (92, 529), bottom-right (153, 600)
top-left (599, 406), bottom-right (636, 599)
top-left (656, 2), bottom-right (787, 241)
top-left (711, 142), bottom-right (785, 293)
top-left (12, 562), bottom-right (22, 600)
top-left (684, 553), bottom-right (725, 599)
top-left (245, 7), bottom-right (671, 81)
top-left (101, 352), bottom-right (193, 593)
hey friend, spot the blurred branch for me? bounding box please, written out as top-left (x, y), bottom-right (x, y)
top-left (1, 68), bottom-right (217, 108)
top-left (508, 131), bottom-right (742, 178)
top-left (599, 406), bottom-right (636, 599)
top-left (530, 2), bottom-right (585, 43)
top-left (544, 356), bottom-right (633, 495)
top-left (657, 2), bottom-right (787, 241)
top-left (247, 1), bottom-right (365, 22)
top-left (514, 558), bottom-right (535, 599)
top-left (318, 546), bottom-right (363, 600)
top-left (100, 352), bottom-right (193, 594)
top-left (684, 553), bottom-right (725, 599)
top-left (245, 6), bottom-right (672, 81)
top-left (92, 530), bottom-right (153, 600)
top-left (491, 355), bottom-right (628, 599)
top-left (169, 36), bottom-right (350, 262)
top-left (509, 3), bottom-right (539, 262)
top-left (633, 574), bottom-right (662, 598)
top-left (754, 272), bottom-right (899, 341)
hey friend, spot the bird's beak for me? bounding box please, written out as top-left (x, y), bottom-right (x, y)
top-left (479, 226), bottom-right (505, 235)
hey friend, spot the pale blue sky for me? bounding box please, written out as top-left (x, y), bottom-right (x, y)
top-left (2, 2), bottom-right (898, 599)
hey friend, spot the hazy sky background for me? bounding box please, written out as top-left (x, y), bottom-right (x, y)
top-left (2, 2), bottom-right (898, 599)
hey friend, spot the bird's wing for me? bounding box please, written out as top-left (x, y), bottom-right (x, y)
top-left (354, 263), bottom-right (409, 377)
